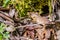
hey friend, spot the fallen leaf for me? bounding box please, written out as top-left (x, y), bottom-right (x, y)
top-left (0, 17), bottom-right (5, 22)
top-left (4, 20), bottom-right (14, 25)
top-left (6, 25), bottom-right (15, 32)
top-left (9, 9), bottom-right (15, 18)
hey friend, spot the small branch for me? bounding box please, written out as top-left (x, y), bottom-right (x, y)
top-left (0, 11), bottom-right (10, 18)
top-left (17, 24), bottom-right (43, 29)
top-left (0, 13), bottom-right (14, 22)
top-left (0, 6), bottom-right (9, 11)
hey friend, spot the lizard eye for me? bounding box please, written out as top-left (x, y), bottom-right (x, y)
top-left (33, 16), bottom-right (35, 18)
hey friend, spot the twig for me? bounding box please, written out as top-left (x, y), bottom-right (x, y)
top-left (0, 13), bottom-right (14, 22)
top-left (17, 24), bottom-right (43, 29)
top-left (0, 6), bottom-right (9, 11)
top-left (0, 11), bottom-right (11, 18)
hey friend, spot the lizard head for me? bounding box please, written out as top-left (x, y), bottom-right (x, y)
top-left (27, 12), bottom-right (39, 23)
top-left (27, 12), bottom-right (39, 19)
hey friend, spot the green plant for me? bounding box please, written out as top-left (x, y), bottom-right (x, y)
top-left (2, 0), bottom-right (10, 7)
top-left (2, 0), bottom-right (53, 17)
top-left (0, 23), bottom-right (9, 40)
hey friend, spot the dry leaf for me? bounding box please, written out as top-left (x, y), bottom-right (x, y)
top-left (56, 30), bottom-right (60, 36)
top-left (9, 9), bottom-right (15, 18)
top-left (4, 20), bottom-right (14, 25)
top-left (0, 17), bottom-right (5, 22)
top-left (44, 29), bottom-right (50, 38)
top-left (36, 29), bottom-right (44, 40)
top-left (6, 25), bottom-right (15, 32)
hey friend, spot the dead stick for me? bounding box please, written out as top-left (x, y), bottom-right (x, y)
top-left (0, 6), bottom-right (9, 11)
top-left (0, 13), bottom-right (14, 22)
top-left (0, 11), bottom-right (10, 18)
top-left (17, 24), bottom-right (43, 29)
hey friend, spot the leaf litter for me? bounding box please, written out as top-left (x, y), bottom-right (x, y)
top-left (0, 7), bottom-right (60, 40)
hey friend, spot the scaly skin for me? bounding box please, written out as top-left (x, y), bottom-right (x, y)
top-left (28, 12), bottom-right (51, 25)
